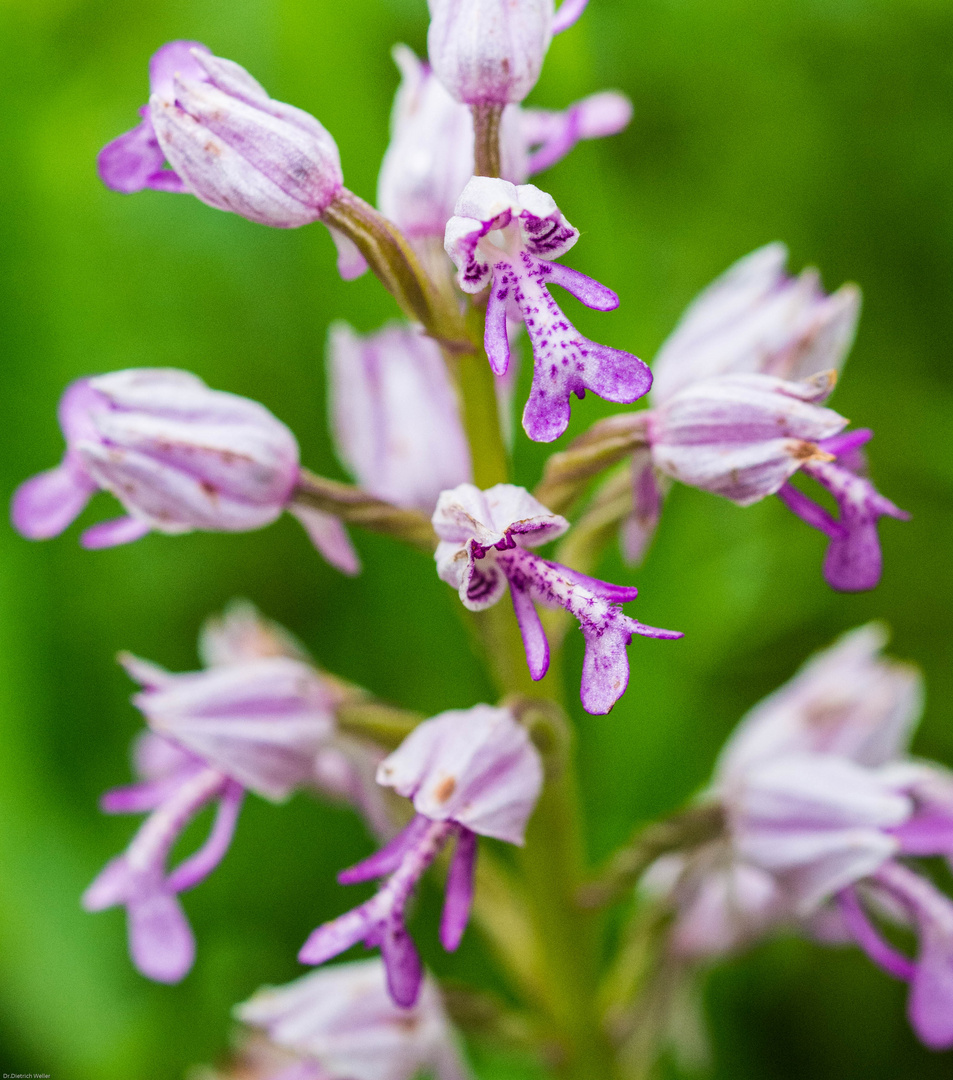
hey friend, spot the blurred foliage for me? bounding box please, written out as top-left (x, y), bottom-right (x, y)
top-left (0, 0), bottom-right (951, 1077)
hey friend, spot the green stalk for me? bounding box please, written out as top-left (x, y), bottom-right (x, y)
top-left (454, 347), bottom-right (617, 1080)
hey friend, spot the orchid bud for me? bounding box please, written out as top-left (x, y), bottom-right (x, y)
top-left (11, 369), bottom-right (301, 546)
top-left (716, 624), bottom-right (923, 781)
top-left (650, 243), bottom-right (861, 406)
top-left (648, 371), bottom-right (846, 505)
top-left (100, 41), bottom-right (343, 228)
top-left (327, 322), bottom-right (472, 513)
top-left (11, 369), bottom-right (359, 571)
top-left (237, 958), bottom-right (470, 1080)
top-left (127, 655), bottom-right (336, 803)
top-left (377, 704), bottom-right (543, 845)
top-left (427, 0), bottom-right (555, 106)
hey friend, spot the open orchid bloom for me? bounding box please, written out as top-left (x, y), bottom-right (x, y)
top-left (646, 371), bottom-right (908, 590)
top-left (648, 626), bottom-right (953, 1049)
top-left (433, 483), bottom-right (681, 713)
top-left (378, 45), bottom-right (631, 245)
top-left (99, 41), bottom-right (343, 228)
top-left (83, 603), bottom-right (382, 983)
top-left (608, 246), bottom-right (905, 588)
top-left (299, 705), bottom-right (542, 1006)
top-left (237, 958), bottom-right (471, 1080)
top-left (327, 322), bottom-right (472, 513)
top-left (445, 178), bottom-right (652, 441)
top-left (9, 369), bottom-right (358, 574)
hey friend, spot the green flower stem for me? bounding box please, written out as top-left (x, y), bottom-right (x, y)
top-left (293, 469), bottom-right (437, 552)
top-left (448, 307), bottom-right (511, 489)
top-left (472, 103), bottom-right (504, 178)
top-left (322, 189), bottom-right (470, 351)
top-left (455, 338), bottom-right (618, 1078)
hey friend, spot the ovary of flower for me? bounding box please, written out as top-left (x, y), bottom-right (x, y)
top-left (433, 483), bottom-right (681, 714)
top-left (445, 177), bottom-right (652, 442)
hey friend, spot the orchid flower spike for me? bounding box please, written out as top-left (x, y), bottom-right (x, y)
top-left (10, 368), bottom-right (358, 573)
top-left (378, 46), bottom-right (631, 246)
top-left (299, 705), bottom-right (543, 1006)
top-left (327, 322), bottom-right (472, 513)
top-left (236, 958), bottom-right (471, 1080)
top-left (647, 371), bottom-right (908, 590)
top-left (432, 483), bottom-right (681, 713)
top-left (445, 178), bottom-right (651, 441)
top-left (648, 625), bottom-right (953, 1050)
top-left (83, 604), bottom-right (341, 983)
top-left (99, 41), bottom-right (343, 228)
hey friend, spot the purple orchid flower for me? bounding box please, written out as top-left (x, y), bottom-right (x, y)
top-left (615, 244), bottom-right (904, 590)
top-left (427, 0), bottom-right (588, 106)
top-left (84, 604), bottom-right (359, 983)
top-left (445, 178), bottom-right (652, 442)
top-left (299, 705), bottom-right (543, 1007)
top-left (236, 958), bottom-right (471, 1080)
top-left (647, 371), bottom-right (908, 591)
top-left (99, 41), bottom-right (343, 228)
top-left (327, 322), bottom-right (472, 514)
top-left (649, 625), bottom-right (953, 1049)
top-left (432, 483), bottom-right (681, 714)
top-left (10, 368), bottom-right (358, 573)
top-left (378, 45), bottom-right (631, 247)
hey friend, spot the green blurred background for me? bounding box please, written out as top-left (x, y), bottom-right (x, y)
top-left (1, 0), bottom-right (952, 1076)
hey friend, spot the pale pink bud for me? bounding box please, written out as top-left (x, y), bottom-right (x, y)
top-left (236, 958), bottom-right (470, 1080)
top-left (100, 41), bottom-right (343, 228)
top-left (377, 705), bottom-right (543, 845)
top-left (651, 243), bottom-right (861, 405)
top-left (12, 369), bottom-right (301, 548)
top-left (427, 0), bottom-right (555, 105)
top-left (648, 371), bottom-right (847, 505)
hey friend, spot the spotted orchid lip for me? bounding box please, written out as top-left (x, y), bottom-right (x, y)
top-left (433, 482), bottom-right (681, 713)
top-left (445, 177), bottom-right (652, 442)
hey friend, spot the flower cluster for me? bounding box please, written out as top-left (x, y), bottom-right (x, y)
top-left (7, 0), bottom-right (935, 1075)
top-left (645, 625), bottom-right (953, 1049)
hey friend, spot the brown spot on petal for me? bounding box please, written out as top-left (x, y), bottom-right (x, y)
top-left (789, 441), bottom-right (835, 463)
top-left (200, 480), bottom-right (219, 501)
top-left (203, 140), bottom-right (222, 156)
top-left (433, 775), bottom-right (456, 803)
